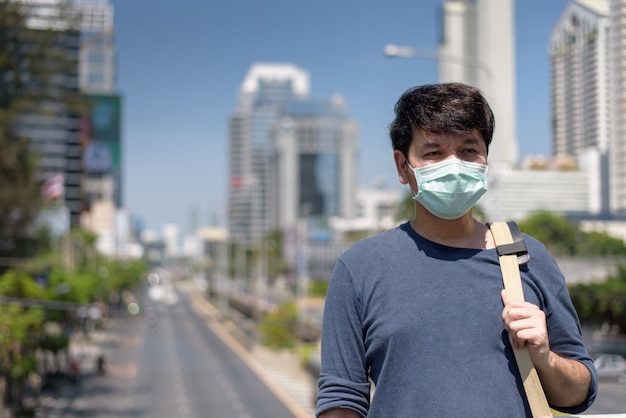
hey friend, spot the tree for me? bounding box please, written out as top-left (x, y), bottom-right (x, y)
top-left (518, 211), bottom-right (626, 257)
top-left (0, 270), bottom-right (45, 412)
top-left (577, 230), bottom-right (626, 256)
top-left (569, 266), bottom-right (626, 334)
top-left (259, 301), bottom-right (298, 349)
top-left (518, 211), bottom-right (581, 256)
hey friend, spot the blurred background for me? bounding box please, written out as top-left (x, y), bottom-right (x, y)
top-left (2, 0), bottom-right (626, 417)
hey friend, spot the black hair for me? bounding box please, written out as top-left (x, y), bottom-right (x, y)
top-left (389, 82), bottom-right (494, 156)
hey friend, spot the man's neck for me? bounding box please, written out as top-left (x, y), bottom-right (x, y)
top-left (410, 209), bottom-right (492, 249)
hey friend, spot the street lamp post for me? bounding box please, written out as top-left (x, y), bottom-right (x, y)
top-left (383, 43), bottom-right (492, 81)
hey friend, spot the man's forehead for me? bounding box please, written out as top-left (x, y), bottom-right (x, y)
top-left (412, 129), bottom-right (482, 145)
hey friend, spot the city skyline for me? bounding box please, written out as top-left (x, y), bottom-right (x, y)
top-left (111, 0), bottom-right (569, 233)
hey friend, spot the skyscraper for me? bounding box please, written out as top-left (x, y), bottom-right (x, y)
top-left (8, 0), bottom-right (121, 231)
top-left (439, 0), bottom-right (517, 169)
top-left (550, 0), bottom-right (610, 156)
top-left (271, 94), bottom-right (358, 231)
top-left (229, 63), bottom-right (310, 244)
top-left (609, 0), bottom-right (626, 213)
top-left (228, 63), bottom-right (358, 245)
top-left (70, 0), bottom-right (128, 257)
top-left (72, 0), bottom-right (122, 211)
top-left (74, 0), bottom-right (116, 93)
top-left (10, 0), bottom-right (82, 227)
top-left (549, 0), bottom-right (617, 215)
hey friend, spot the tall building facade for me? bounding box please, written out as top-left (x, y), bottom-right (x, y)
top-left (229, 63), bottom-right (310, 244)
top-left (9, 0), bottom-right (121, 230)
top-left (549, 0), bottom-right (626, 215)
top-left (73, 0), bottom-right (122, 212)
top-left (609, 0), bottom-right (626, 213)
top-left (228, 63), bottom-right (358, 245)
top-left (11, 0), bottom-right (83, 227)
top-left (271, 95), bottom-right (358, 231)
top-left (550, 1), bottom-right (610, 156)
top-left (74, 0), bottom-right (116, 93)
top-left (439, 0), bottom-right (518, 170)
top-left (71, 0), bottom-right (128, 256)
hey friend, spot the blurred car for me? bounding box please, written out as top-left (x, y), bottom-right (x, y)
top-left (594, 354), bottom-right (625, 380)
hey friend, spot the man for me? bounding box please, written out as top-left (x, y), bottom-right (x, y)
top-left (315, 83), bottom-right (597, 417)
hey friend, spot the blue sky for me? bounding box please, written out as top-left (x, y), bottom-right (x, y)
top-left (111, 0), bottom-right (569, 234)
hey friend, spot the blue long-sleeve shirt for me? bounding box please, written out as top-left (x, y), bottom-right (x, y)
top-left (316, 222), bottom-right (597, 417)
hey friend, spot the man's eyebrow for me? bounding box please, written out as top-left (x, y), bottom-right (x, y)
top-left (421, 139), bottom-right (441, 149)
top-left (463, 137), bottom-right (482, 145)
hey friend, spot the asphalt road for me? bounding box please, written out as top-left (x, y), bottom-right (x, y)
top-left (53, 291), bottom-right (300, 418)
top-left (582, 379), bottom-right (626, 416)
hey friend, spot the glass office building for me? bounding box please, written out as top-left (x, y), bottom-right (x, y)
top-left (228, 63), bottom-right (358, 245)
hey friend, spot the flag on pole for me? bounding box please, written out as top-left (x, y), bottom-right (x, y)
top-left (42, 173), bottom-right (64, 200)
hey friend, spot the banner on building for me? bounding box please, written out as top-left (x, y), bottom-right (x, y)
top-left (81, 93), bottom-right (121, 174)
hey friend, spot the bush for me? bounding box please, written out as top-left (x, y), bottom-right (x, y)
top-left (258, 301), bottom-right (298, 349)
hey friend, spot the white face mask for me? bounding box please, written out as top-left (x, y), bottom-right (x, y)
top-left (407, 158), bottom-right (488, 220)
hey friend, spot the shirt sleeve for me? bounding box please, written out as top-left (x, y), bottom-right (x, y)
top-left (316, 259), bottom-right (371, 417)
top-left (547, 284), bottom-right (599, 414)
top-left (525, 237), bottom-right (599, 414)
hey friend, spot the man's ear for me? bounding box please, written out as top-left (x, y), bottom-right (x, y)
top-left (393, 150), bottom-right (410, 185)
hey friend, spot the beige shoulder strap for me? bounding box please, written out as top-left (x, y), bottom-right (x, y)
top-left (489, 221), bottom-right (553, 418)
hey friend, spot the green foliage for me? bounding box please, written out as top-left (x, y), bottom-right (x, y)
top-left (9, 355), bottom-right (36, 382)
top-left (259, 301), bottom-right (298, 349)
top-left (265, 229), bottom-right (288, 279)
top-left (518, 212), bottom-right (580, 255)
top-left (343, 229), bottom-right (371, 244)
top-left (569, 266), bottom-right (626, 333)
top-left (0, 269), bottom-right (46, 300)
top-left (577, 231), bottom-right (626, 256)
top-left (297, 342), bottom-right (319, 367)
top-left (395, 190), bottom-right (414, 222)
top-left (0, 303), bottom-right (44, 347)
top-left (472, 204), bottom-right (487, 223)
top-left (0, 236), bottom-right (148, 392)
top-left (308, 280), bottom-right (329, 297)
top-left (518, 211), bottom-right (626, 257)
top-left (39, 334), bottom-right (69, 353)
top-left (0, 302), bottom-right (44, 382)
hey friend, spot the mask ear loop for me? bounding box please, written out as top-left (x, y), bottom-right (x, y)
top-left (405, 158), bottom-right (419, 198)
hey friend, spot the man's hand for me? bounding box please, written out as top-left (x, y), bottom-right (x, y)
top-left (501, 289), bottom-right (550, 367)
top-left (500, 289), bottom-right (591, 408)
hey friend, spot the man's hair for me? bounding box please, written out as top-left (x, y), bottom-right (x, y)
top-left (389, 82), bottom-right (494, 156)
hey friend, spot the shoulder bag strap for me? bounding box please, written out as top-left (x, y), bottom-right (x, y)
top-left (488, 221), bottom-right (553, 418)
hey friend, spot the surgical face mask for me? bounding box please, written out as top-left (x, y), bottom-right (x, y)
top-left (407, 158), bottom-right (488, 220)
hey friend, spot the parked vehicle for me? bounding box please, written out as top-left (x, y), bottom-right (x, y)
top-left (594, 354), bottom-right (625, 380)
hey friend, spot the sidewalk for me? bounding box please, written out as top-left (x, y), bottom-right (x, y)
top-left (33, 329), bottom-right (108, 418)
top-left (251, 345), bottom-right (316, 417)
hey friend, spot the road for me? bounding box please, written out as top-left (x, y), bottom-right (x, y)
top-left (583, 379), bottom-right (626, 416)
top-left (54, 290), bottom-right (302, 418)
